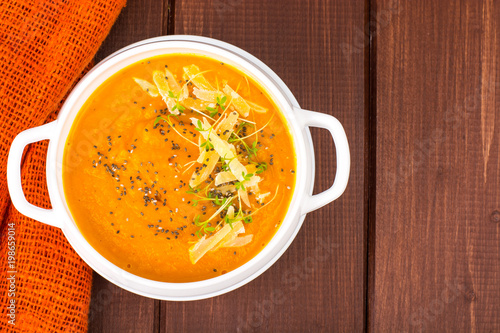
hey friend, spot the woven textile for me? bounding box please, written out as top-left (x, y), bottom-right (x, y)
top-left (0, 0), bottom-right (126, 331)
top-left (0, 110), bottom-right (94, 332)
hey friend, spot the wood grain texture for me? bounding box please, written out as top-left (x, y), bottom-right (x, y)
top-left (95, 0), bottom-right (164, 62)
top-left (88, 1), bottom-right (164, 332)
top-left (160, 1), bottom-right (368, 332)
top-left (371, 0), bottom-right (500, 332)
top-left (88, 275), bottom-right (157, 333)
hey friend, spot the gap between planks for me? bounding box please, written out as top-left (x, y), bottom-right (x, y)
top-left (365, 0), bottom-right (377, 332)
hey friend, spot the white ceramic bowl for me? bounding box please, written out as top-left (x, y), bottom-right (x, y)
top-left (7, 35), bottom-right (350, 300)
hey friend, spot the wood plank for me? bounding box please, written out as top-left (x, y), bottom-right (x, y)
top-left (88, 0), bottom-right (164, 332)
top-left (161, 1), bottom-right (368, 332)
top-left (371, 0), bottom-right (500, 331)
top-left (88, 275), bottom-right (158, 333)
top-left (95, 0), bottom-right (165, 62)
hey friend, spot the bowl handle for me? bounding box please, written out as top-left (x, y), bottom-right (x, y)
top-left (295, 108), bottom-right (351, 214)
top-left (7, 121), bottom-right (62, 228)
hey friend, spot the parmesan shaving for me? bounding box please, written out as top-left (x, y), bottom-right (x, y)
top-left (133, 78), bottom-right (159, 97)
top-left (152, 71), bottom-right (178, 115)
top-left (247, 100), bottom-right (268, 113)
top-left (215, 170), bottom-right (260, 187)
top-left (227, 205), bottom-right (235, 219)
top-left (228, 159), bottom-right (248, 182)
top-left (215, 111), bottom-right (239, 139)
top-left (245, 175), bottom-right (261, 187)
top-left (221, 234), bottom-right (253, 248)
top-left (164, 68), bottom-right (188, 101)
top-left (189, 151), bottom-right (218, 188)
top-left (256, 192), bottom-right (271, 202)
top-left (189, 223), bottom-right (233, 264)
top-left (165, 69), bottom-right (181, 91)
top-left (202, 117), bottom-right (211, 130)
top-left (215, 171), bottom-right (236, 186)
top-left (181, 98), bottom-right (212, 113)
top-left (196, 149), bottom-right (207, 164)
top-left (193, 87), bottom-right (223, 103)
top-left (239, 188), bottom-right (251, 207)
top-left (216, 184), bottom-right (236, 194)
top-left (198, 134), bottom-right (204, 154)
top-left (248, 184), bottom-right (260, 193)
top-left (211, 221), bottom-right (245, 252)
top-left (183, 65), bottom-right (215, 91)
top-left (223, 84), bottom-right (250, 117)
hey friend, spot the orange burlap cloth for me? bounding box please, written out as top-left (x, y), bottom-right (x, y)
top-left (0, 0), bottom-right (126, 331)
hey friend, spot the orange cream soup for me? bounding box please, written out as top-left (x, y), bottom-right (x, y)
top-left (63, 54), bottom-right (296, 282)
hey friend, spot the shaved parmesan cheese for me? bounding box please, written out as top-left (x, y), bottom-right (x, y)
top-left (164, 69), bottom-right (180, 91)
top-left (227, 206), bottom-right (235, 219)
top-left (215, 171), bottom-right (237, 186)
top-left (198, 135), bottom-right (204, 154)
top-left (152, 71), bottom-right (179, 115)
top-left (182, 98), bottom-right (215, 118)
top-left (133, 78), bottom-right (159, 97)
top-left (248, 183), bottom-right (260, 195)
top-left (202, 117), bottom-right (211, 130)
top-left (189, 151), bottom-right (218, 187)
top-left (215, 111), bottom-right (239, 139)
top-left (211, 221), bottom-right (245, 252)
top-left (193, 87), bottom-right (223, 103)
top-left (189, 223), bottom-right (233, 264)
top-left (152, 71), bottom-right (170, 97)
top-left (247, 100), bottom-right (268, 113)
top-left (222, 234), bottom-right (253, 248)
top-left (215, 170), bottom-right (260, 186)
top-left (196, 149), bottom-right (207, 164)
top-left (223, 84), bottom-right (250, 117)
top-left (239, 188), bottom-right (251, 207)
top-left (245, 175), bottom-right (261, 187)
top-left (256, 192), bottom-right (271, 202)
top-left (228, 159), bottom-right (248, 182)
top-left (180, 84), bottom-right (189, 100)
top-left (190, 117), bottom-right (211, 136)
top-left (183, 64), bottom-right (214, 91)
top-left (164, 68), bottom-right (188, 101)
top-left (216, 184), bottom-right (236, 195)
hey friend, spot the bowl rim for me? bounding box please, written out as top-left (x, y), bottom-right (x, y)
top-left (48, 35), bottom-right (316, 300)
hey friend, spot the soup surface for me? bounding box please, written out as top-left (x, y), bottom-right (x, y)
top-left (63, 54), bottom-right (296, 282)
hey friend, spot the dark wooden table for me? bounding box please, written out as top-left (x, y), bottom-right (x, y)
top-left (88, 1), bottom-right (500, 332)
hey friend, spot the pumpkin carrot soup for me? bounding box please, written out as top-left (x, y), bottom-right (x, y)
top-left (63, 54), bottom-right (296, 282)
